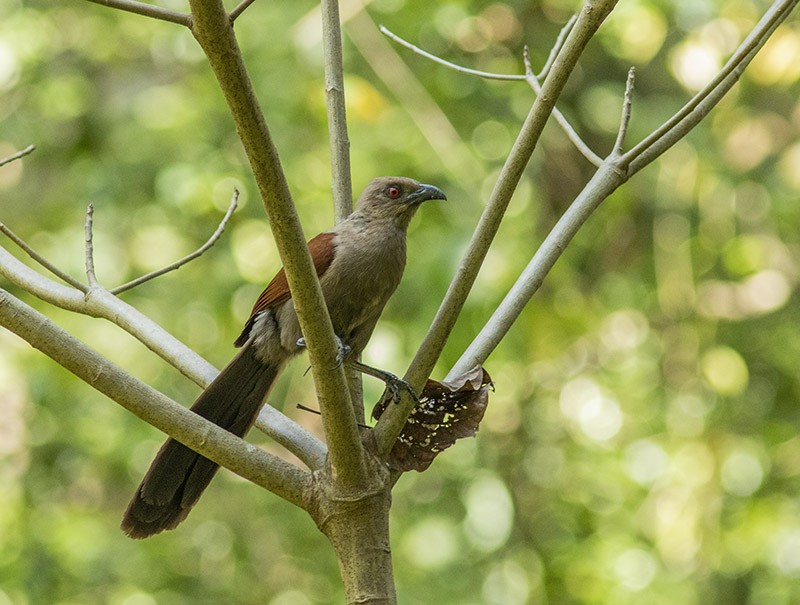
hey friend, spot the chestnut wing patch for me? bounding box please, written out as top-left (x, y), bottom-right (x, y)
top-left (234, 231), bottom-right (337, 347)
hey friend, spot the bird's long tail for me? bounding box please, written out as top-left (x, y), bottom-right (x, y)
top-left (121, 342), bottom-right (280, 539)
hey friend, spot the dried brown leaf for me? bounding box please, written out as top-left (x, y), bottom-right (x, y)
top-left (373, 366), bottom-right (493, 472)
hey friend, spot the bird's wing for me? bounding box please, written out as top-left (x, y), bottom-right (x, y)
top-left (234, 231), bottom-right (337, 346)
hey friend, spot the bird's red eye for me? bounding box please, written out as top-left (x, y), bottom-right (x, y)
top-left (387, 186), bottom-right (401, 199)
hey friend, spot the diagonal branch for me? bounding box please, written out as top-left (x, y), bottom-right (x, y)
top-left (0, 287), bottom-right (311, 509)
top-left (0, 144), bottom-right (35, 168)
top-left (84, 0), bottom-right (191, 26)
top-left (0, 218), bottom-right (326, 468)
top-left (0, 223), bottom-right (88, 291)
top-left (524, 47), bottom-right (603, 167)
top-left (111, 189), bottom-right (239, 294)
top-left (229, 0), bottom-right (257, 22)
top-left (447, 0), bottom-right (799, 379)
top-left (374, 0), bottom-right (620, 457)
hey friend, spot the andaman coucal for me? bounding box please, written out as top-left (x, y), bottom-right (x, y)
top-left (121, 176), bottom-right (446, 538)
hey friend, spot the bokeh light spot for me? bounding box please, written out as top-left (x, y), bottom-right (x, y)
top-left (701, 346), bottom-right (749, 396)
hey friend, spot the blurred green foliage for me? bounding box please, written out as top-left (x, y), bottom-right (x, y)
top-left (2, 0), bottom-right (800, 603)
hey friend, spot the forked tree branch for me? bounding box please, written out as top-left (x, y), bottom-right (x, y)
top-left (381, 21), bottom-right (603, 167)
top-left (0, 207), bottom-right (327, 469)
top-left (0, 287), bottom-right (311, 508)
top-left (374, 0), bottom-right (620, 456)
top-left (0, 223), bottom-right (87, 291)
top-left (447, 0), bottom-right (799, 378)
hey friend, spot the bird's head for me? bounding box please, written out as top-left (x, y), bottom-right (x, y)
top-left (356, 176), bottom-right (447, 227)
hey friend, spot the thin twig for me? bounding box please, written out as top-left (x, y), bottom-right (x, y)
top-left (380, 25), bottom-right (527, 81)
top-left (383, 25), bottom-right (602, 167)
top-left (536, 15), bottom-right (578, 80)
top-left (0, 224), bottom-right (88, 292)
top-left (84, 204), bottom-right (99, 287)
top-left (347, 11), bottom-right (483, 183)
top-left (612, 67), bottom-right (636, 156)
top-left (524, 51), bottom-right (603, 167)
top-left (229, 0), bottom-right (256, 22)
top-left (84, 0), bottom-right (191, 26)
top-left (0, 145), bottom-right (35, 168)
top-left (111, 189), bottom-right (239, 295)
top-left (296, 403), bottom-right (370, 429)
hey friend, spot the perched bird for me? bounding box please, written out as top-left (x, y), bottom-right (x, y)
top-left (121, 176), bottom-right (446, 538)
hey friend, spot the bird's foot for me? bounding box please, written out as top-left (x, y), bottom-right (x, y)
top-left (296, 336), bottom-right (352, 370)
top-left (348, 360), bottom-right (420, 405)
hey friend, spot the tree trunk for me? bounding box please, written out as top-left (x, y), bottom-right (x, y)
top-left (310, 454), bottom-right (396, 604)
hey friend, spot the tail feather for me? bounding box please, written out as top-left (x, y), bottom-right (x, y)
top-left (121, 343), bottom-right (280, 539)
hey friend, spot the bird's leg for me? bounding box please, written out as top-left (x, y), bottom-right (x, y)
top-left (295, 337), bottom-right (419, 404)
top-left (347, 359), bottom-right (420, 406)
top-left (296, 336), bottom-right (351, 369)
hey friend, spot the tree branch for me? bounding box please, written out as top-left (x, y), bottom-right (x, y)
top-left (0, 287), bottom-right (311, 509)
top-left (374, 0), bottom-right (620, 456)
top-left (84, 204), bottom-right (99, 287)
top-left (447, 0), bottom-right (799, 378)
top-left (0, 223), bottom-right (88, 291)
top-left (381, 23), bottom-right (603, 167)
top-left (188, 0), bottom-right (368, 490)
top-left (612, 67), bottom-right (636, 156)
top-left (0, 242), bottom-right (328, 470)
top-left (0, 144), bottom-right (35, 168)
top-left (84, 0), bottom-right (192, 26)
top-left (322, 0), bottom-right (354, 224)
top-left (229, 0), bottom-right (257, 23)
top-left (111, 189), bottom-right (239, 295)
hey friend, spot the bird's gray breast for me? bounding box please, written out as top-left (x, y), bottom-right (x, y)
top-left (321, 223), bottom-right (407, 342)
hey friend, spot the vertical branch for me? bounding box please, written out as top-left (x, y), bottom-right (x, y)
top-left (320, 0), bottom-right (364, 422)
top-left (321, 0), bottom-right (354, 224)
top-left (188, 0), bottom-right (368, 490)
top-left (84, 204), bottom-right (99, 287)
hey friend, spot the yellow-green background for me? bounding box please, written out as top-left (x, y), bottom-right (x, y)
top-left (2, 0), bottom-right (800, 603)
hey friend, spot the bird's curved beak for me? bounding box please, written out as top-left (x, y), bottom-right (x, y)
top-left (407, 183), bottom-right (447, 205)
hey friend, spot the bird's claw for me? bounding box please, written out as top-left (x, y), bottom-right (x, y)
top-left (296, 335), bottom-right (351, 370)
top-left (383, 374), bottom-right (420, 406)
top-left (333, 336), bottom-right (351, 370)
